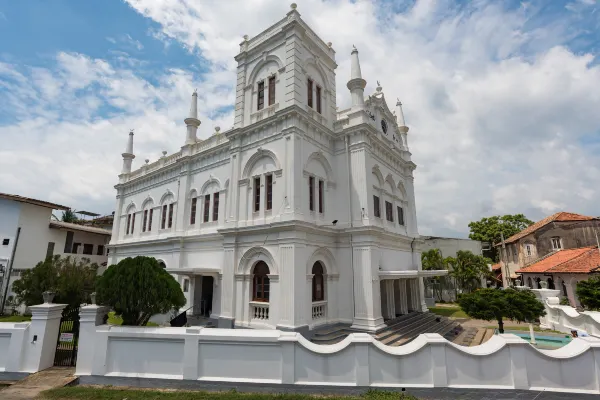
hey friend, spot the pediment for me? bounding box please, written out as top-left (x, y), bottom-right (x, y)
top-left (365, 92), bottom-right (402, 146)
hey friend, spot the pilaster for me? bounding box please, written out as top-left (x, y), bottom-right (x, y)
top-left (350, 246), bottom-right (384, 331)
top-left (24, 303), bottom-right (67, 373)
top-left (219, 244), bottom-right (236, 328)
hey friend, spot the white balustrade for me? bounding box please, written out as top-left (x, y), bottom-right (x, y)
top-left (250, 302), bottom-right (269, 321)
top-left (312, 301), bottom-right (327, 320)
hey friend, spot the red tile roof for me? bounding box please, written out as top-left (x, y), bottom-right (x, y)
top-left (501, 212), bottom-right (597, 245)
top-left (491, 263), bottom-right (502, 271)
top-left (517, 247), bottom-right (600, 274)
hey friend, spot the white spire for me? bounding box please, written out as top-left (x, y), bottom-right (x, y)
top-left (347, 46), bottom-right (367, 110)
top-left (396, 98), bottom-right (409, 134)
top-left (121, 130), bottom-right (135, 174)
top-left (184, 90), bottom-right (201, 145)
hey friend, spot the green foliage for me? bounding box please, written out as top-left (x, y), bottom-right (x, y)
top-left (421, 249), bottom-right (452, 301)
top-left (576, 277), bottom-right (600, 310)
top-left (560, 297), bottom-right (571, 306)
top-left (468, 214), bottom-right (533, 260)
top-left (61, 209), bottom-right (79, 223)
top-left (446, 250), bottom-right (492, 294)
top-left (427, 306), bottom-right (468, 318)
top-left (458, 288), bottom-right (545, 333)
top-left (11, 255), bottom-right (98, 309)
top-left (96, 256), bottom-right (186, 326)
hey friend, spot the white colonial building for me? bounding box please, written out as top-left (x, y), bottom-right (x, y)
top-left (108, 4), bottom-right (445, 333)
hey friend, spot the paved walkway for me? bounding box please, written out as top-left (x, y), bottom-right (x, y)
top-left (0, 367), bottom-right (75, 400)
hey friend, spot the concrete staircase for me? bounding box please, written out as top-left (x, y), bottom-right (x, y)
top-left (309, 313), bottom-right (463, 346)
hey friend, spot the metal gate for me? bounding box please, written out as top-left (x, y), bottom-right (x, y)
top-left (53, 306), bottom-right (80, 366)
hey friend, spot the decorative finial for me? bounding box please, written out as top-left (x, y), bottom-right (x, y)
top-left (290, 3), bottom-right (297, 10)
top-left (129, 129), bottom-right (134, 135)
top-left (243, 34), bottom-right (248, 41)
top-left (162, 151), bottom-right (167, 157)
top-left (327, 42), bottom-right (332, 48)
top-left (352, 44), bottom-right (357, 51)
top-left (193, 88), bottom-right (197, 95)
top-left (397, 97), bottom-right (402, 106)
top-left (145, 159), bottom-right (149, 164)
top-left (215, 126), bottom-right (221, 134)
top-left (377, 80), bottom-right (381, 87)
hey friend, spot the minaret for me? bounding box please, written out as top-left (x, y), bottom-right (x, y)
top-left (121, 130), bottom-right (135, 174)
top-left (347, 46), bottom-right (367, 111)
top-left (184, 90), bottom-right (201, 145)
top-left (396, 99), bottom-right (409, 134)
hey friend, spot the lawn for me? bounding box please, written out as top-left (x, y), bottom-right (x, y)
top-left (0, 315), bottom-right (31, 322)
top-left (485, 325), bottom-right (564, 334)
top-left (39, 387), bottom-right (419, 400)
top-left (107, 311), bottom-right (159, 327)
top-left (428, 306), bottom-right (468, 319)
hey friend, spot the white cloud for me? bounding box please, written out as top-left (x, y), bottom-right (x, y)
top-left (2, 0), bottom-right (600, 235)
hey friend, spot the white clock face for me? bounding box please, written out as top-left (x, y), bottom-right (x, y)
top-left (381, 119), bottom-right (388, 134)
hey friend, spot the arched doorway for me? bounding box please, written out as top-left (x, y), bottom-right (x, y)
top-left (547, 277), bottom-right (555, 290)
top-left (528, 277), bottom-right (533, 288)
top-left (536, 277), bottom-right (542, 289)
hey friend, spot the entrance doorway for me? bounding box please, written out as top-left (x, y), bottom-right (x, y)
top-left (193, 276), bottom-right (214, 317)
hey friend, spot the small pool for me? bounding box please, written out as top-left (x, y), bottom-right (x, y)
top-left (501, 330), bottom-right (572, 349)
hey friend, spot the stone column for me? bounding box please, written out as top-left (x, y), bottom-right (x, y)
top-left (350, 246), bottom-right (385, 331)
top-left (76, 304), bottom-right (110, 375)
top-left (418, 277), bottom-right (429, 312)
top-left (24, 303), bottom-right (67, 373)
top-left (394, 280), bottom-right (402, 313)
top-left (277, 244), bottom-right (297, 330)
top-left (218, 242), bottom-right (236, 328)
top-left (398, 279), bottom-right (409, 314)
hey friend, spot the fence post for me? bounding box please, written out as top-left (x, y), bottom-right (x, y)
top-left (24, 303), bottom-right (67, 372)
top-left (76, 305), bottom-right (109, 375)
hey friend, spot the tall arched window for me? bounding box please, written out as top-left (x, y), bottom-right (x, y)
top-left (312, 261), bottom-right (325, 302)
top-left (562, 280), bottom-right (568, 297)
top-left (547, 277), bottom-right (555, 290)
top-left (252, 261), bottom-right (270, 302)
top-left (536, 277), bottom-right (542, 289)
top-left (528, 277), bottom-right (533, 288)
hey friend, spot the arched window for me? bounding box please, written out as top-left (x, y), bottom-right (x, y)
top-left (547, 277), bottom-right (555, 290)
top-left (562, 280), bottom-right (568, 297)
top-left (252, 261), bottom-right (270, 302)
top-left (158, 261), bottom-right (166, 269)
top-left (312, 261), bottom-right (325, 302)
top-left (528, 277), bottom-right (533, 288)
top-left (536, 277), bottom-right (541, 289)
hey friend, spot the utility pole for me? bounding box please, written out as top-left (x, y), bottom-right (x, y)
top-left (500, 231), bottom-right (510, 288)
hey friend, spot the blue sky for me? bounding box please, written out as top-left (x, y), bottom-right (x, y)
top-left (1, 0), bottom-right (599, 237)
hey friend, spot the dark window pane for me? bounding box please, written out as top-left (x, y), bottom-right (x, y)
top-left (213, 192), bottom-right (219, 221)
top-left (168, 204), bottom-right (174, 228)
top-left (318, 180), bottom-right (324, 213)
top-left (254, 177), bottom-right (261, 212)
top-left (257, 81), bottom-right (265, 110)
top-left (97, 245), bottom-right (105, 256)
top-left (316, 86), bottom-right (322, 114)
top-left (148, 209), bottom-right (153, 231)
top-left (204, 194), bottom-right (210, 222)
top-left (309, 176), bottom-right (315, 211)
top-left (190, 197), bottom-right (197, 225)
top-left (83, 244), bottom-right (93, 255)
top-left (307, 79), bottom-right (313, 108)
top-left (46, 242), bottom-right (55, 260)
top-left (373, 195), bottom-right (380, 218)
top-left (161, 205), bottom-right (167, 229)
top-left (64, 231), bottom-right (74, 253)
top-left (266, 175), bottom-right (273, 210)
top-left (268, 76), bottom-right (275, 106)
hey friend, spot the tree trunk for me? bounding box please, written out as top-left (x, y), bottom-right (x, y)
top-left (498, 318), bottom-right (504, 334)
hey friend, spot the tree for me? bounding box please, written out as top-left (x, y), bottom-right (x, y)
top-left (61, 209), bottom-right (79, 223)
top-left (12, 255), bottom-right (98, 309)
top-left (421, 249), bottom-right (451, 302)
top-left (96, 256), bottom-right (186, 326)
top-left (446, 250), bottom-right (492, 294)
top-left (458, 288), bottom-right (545, 333)
top-left (576, 277), bottom-right (600, 310)
top-left (468, 214), bottom-right (534, 260)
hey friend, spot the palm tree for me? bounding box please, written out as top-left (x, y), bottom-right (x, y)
top-left (61, 209), bottom-right (78, 223)
top-left (421, 249), bottom-right (450, 302)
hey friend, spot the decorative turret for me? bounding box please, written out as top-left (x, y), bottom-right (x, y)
top-left (347, 46), bottom-right (367, 111)
top-left (184, 90), bottom-right (201, 145)
top-left (121, 130), bottom-right (135, 174)
top-left (396, 98), bottom-right (409, 134)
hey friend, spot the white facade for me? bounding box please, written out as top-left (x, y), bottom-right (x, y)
top-left (108, 5), bottom-right (445, 332)
top-left (0, 195), bottom-right (110, 304)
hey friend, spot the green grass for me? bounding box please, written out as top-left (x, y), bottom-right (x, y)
top-left (0, 315), bottom-right (31, 322)
top-left (428, 306), bottom-right (468, 318)
top-left (107, 311), bottom-right (159, 327)
top-left (485, 325), bottom-right (564, 334)
top-left (39, 387), bottom-right (419, 400)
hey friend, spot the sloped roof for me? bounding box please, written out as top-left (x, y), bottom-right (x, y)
top-left (491, 263), bottom-right (502, 271)
top-left (516, 247), bottom-right (600, 274)
top-left (49, 221), bottom-right (111, 236)
top-left (0, 193), bottom-right (69, 210)
top-left (502, 212), bottom-right (597, 245)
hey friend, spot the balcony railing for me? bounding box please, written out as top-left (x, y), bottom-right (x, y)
top-left (312, 301), bottom-right (327, 320)
top-left (250, 302), bottom-right (269, 321)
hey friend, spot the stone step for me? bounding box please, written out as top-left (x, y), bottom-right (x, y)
top-left (312, 323), bottom-right (351, 337)
top-left (375, 313), bottom-right (438, 341)
top-left (391, 318), bottom-right (454, 346)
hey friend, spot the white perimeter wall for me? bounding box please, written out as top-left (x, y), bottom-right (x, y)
top-left (77, 324), bottom-right (600, 394)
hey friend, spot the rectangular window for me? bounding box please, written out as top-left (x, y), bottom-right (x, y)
top-left (373, 195), bottom-right (381, 218)
top-left (526, 244), bottom-right (532, 256)
top-left (213, 192), bottom-right (219, 221)
top-left (385, 201), bottom-right (393, 222)
top-left (551, 237), bottom-right (562, 250)
top-left (204, 194), bottom-right (210, 222)
top-left (126, 214), bottom-right (131, 234)
top-left (168, 203), bottom-right (174, 228)
top-left (268, 76), bottom-right (275, 106)
top-left (183, 279), bottom-right (189, 293)
top-left (72, 242), bottom-right (81, 254)
top-left (46, 242), bottom-right (55, 260)
top-left (318, 180), bottom-right (324, 214)
top-left (307, 78), bottom-right (313, 108)
top-left (83, 244), bottom-right (93, 255)
top-left (316, 85), bottom-right (322, 114)
top-left (143, 210), bottom-right (148, 232)
top-left (148, 209), bottom-right (153, 231)
top-left (131, 213), bottom-right (135, 234)
top-left (257, 81), bottom-right (265, 110)
top-left (190, 197), bottom-right (197, 225)
top-left (64, 231), bottom-right (74, 253)
top-left (397, 206), bottom-right (405, 226)
top-left (309, 176), bottom-right (315, 211)
top-left (265, 174), bottom-right (273, 211)
top-left (2, 238), bottom-right (9, 245)
top-left (254, 177), bottom-right (261, 212)
top-left (97, 245), bottom-right (105, 256)
top-left (161, 205), bottom-right (167, 229)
